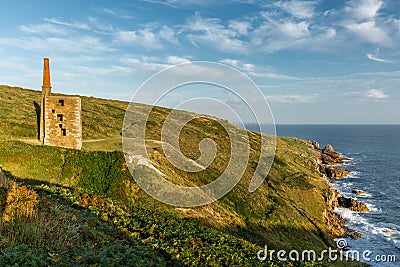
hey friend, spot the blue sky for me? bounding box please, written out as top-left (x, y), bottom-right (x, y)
top-left (0, 0), bottom-right (399, 123)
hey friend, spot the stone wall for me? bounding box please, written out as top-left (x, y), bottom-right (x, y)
top-left (43, 96), bottom-right (82, 150)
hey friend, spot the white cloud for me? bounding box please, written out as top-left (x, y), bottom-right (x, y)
top-left (278, 21), bottom-right (310, 39)
top-left (120, 55), bottom-right (192, 71)
top-left (366, 89), bottom-right (387, 99)
top-left (96, 8), bottom-right (133, 19)
top-left (340, 0), bottom-right (397, 47)
top-left (219, 58), bottom-right (299, 80)
top-left (248, 70), bottom-right (300, 80)
top-left (251, 12), bottom-right (339, 52)
top-left (343, 91), bottom-right (362, 96)
top-left (265, 94), bottom-right (318, 103)
top-left (345, 21), bottom-right (392, 46)
top-left (341, 88), bottom-right (389, 101)
top-left (0, 36), bottom-right (113, 53)
top-left (121, 55), bottom-right (168, 71)
top-left (274, 0), bottom-right (319, 19)
top-left (345, 0), bottom-right (383, 21)
top-left (87, 17), bottom-right (114, 33)
top-left (166, 56), bottom-right (190, 65)
top-left (139, 0), bottom-right (235, 8)
top-left (44, 18), bottom-right (90, 30)
top-left (228, 20), bottom-right (252, 36)
top-left (185, 13), bottom-right (247, 53)
top-left (19, 23), bottom-right (68, 35)
top-left (366, 53), bottom-right (395, 63)
top-left (159, 25), bottom-right (179, 44)
top-left (219, 58), bottom-right (254, 70)
top-left (115, 29), bottom-right (163, 49)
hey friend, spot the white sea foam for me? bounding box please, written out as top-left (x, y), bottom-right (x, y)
top-left (346, 171), bottom-right (360, 178)
top-left (368, 223), bottom-right (400, 249)
top-left (365, 203), bottom-right (380, 213)
top-left (341, 182), bottom-right (354, 188)
top-left (357, 192), bottom-right (373, 198)
top-left (336, 205), bottom-right (400, 251)
top-left (335, 207), bottom-right (365, 224)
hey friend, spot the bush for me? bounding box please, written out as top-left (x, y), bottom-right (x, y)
top-left (2, 181), bottom-right (38, 223)
top-left (61, 150), bottom-right (137, 203)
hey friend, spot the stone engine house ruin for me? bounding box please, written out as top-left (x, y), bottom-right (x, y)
top-left (39, 58), bottom-right (82, 150)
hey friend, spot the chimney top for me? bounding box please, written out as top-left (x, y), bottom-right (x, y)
top-left (42, 57), bottom-right (51, 94)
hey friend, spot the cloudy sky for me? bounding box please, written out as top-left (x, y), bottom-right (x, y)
top-left (0, 0), bottom-right (399, 123)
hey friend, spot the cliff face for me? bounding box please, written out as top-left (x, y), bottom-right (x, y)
top-left (306, 141), bottom-right (369, 239)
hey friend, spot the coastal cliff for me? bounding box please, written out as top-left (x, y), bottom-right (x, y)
top-left (306, 140), bottom-right (369, 239)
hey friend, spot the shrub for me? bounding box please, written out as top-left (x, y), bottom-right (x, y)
top-left (2, 181), bottom-right (38, 223)
top-left (61, 150), bottom-right (137, 203)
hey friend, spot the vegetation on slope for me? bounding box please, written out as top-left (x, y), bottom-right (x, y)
top-left (0, 85), bottom-right (366, 266)
top-left (0, 85), bottom-right (126, 139)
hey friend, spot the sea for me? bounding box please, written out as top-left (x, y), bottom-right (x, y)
top-left (247, 124), bottom-right (400, 266)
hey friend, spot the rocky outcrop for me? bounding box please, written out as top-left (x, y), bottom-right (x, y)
top-left (306, 142), bottom-right (351, 178)
top-left (352, 189), bottom-right (365, 195)
top-left (322, 187), bottom-right (369, 240)
top-left (344, 226), bottom-right (363, 239)
top-left (349, 231), bottom-right (363, 239)
top-left (321, 144), bottom-right (350, 165)
top-left (312, 142), bottom-right (369, 241)
top-left (338, 196), bottom-right (370, 212)
top-left (320, 165), bottom-right (351, 178)
top-left (323, 187), bottom-right (346, 237)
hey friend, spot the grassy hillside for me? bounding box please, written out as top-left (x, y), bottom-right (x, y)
top-left (0, 85), bottom-right (365, 266)
top-left (0, 85), bottom-right (126, 139)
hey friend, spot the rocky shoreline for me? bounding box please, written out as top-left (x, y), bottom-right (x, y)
top-left (306, 141), bottom-right (369, 240)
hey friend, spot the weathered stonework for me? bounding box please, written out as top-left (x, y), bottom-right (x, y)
top-left (43, 96), bottom-right (82, 150)
top-left (39, 58), bottom-right (82, 150)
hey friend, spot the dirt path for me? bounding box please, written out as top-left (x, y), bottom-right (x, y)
top-left (82, 138), bottom-right (108, 143)
top-left (17, 138), bottom-right (41, 145)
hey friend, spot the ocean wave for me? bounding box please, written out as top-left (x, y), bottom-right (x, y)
top-left (369, 223), bottom-right (400, 249)
top-left (332, 182), bottom-right (355, 195)
top-left (365, 203), bottom-right (380, 212)
top-left (346, 171), bottom-right (361, 178)
top-left (334, 207), bottom-right (365, 224)
top-left (335, 207), bottom-right (400, 250)
top-left (357, 192), bottom-right (373, 198)
top-left (340, 182), bottom-right (354, 188)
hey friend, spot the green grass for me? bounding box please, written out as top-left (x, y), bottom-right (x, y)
top-left (0, 85), bottom-right (127, 139)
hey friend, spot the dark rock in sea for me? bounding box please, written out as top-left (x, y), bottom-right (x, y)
top-left (343, 226), bottom-right (363, 239)
top-left (352, 189), bottom-right (365, 195)
top-left (305, 141), bottom-right (351, 177)
top-left (320, 165), bottom-right (351, 178)
top-left (338, 196), bottom-right (370, 212)
top-left (320, 144), bottom-right (350, 165)
top-left (307, 141), bottom-right (350, 165)
top-left (349, 231), bottom-right (363, 239)
top-left (323, 144), bottom-right (335, 153)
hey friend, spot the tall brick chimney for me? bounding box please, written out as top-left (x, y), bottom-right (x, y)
top-left (42, 58), bottom-right (51, 96)
top-left (40, 58), bottom-right (52, 141)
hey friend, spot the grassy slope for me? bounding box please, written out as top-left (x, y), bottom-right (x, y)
top-left (0, 85), bottom-right (127, 139)
top-left (0, 85), bottom-right (365, 266)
